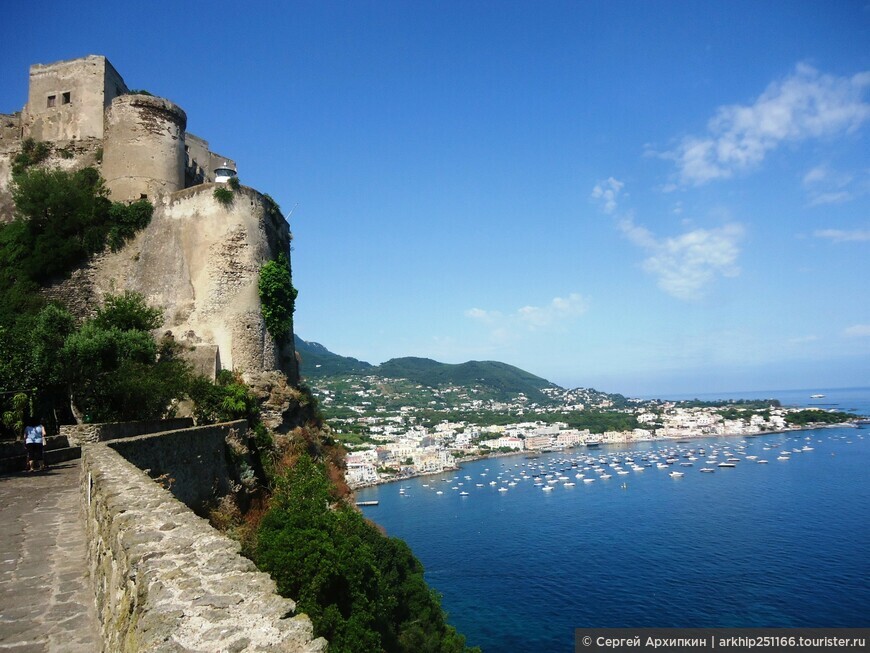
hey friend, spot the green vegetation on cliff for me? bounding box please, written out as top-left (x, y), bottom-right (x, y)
top-left (0, 165), bottom-right (151, 316)
top-left (255, 452), bottom-right (479, 653)
top-left (0, 164), bottom-right (157, 430)
top-left (259, 253), bottom-right (297, 342)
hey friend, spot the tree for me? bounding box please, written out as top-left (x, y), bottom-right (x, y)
top-left (92, 290), bottom-right (162, 332)
top-left (256, 454), bottom-right (480, 653)
top-left (59, 293), bottom-right (190, 423)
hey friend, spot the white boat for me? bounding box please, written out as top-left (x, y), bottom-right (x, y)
top-left (436, 491), bottom-right (443, 495)
top-left (810, 394), bottom-right (826, 398)
top-left (498, 487), bottom-right (508, 492)
top-left (699, 468), bottom-right (715, 473)
top-left (669, 471), bottom-right (685, 477)
top-left (757, 459), bottom-right (768, 464)
top-left (583, 478), bottom-right (596, 483)
top-left (564, 482), bottom-right (576, 487)
top-left (459, 491), bottom-right (469, 496)
top-left (718, 462), bottom-right (736, 468)
top-left (542, 486), bottom-right (554, 492)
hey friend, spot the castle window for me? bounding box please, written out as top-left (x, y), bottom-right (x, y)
top-left (62, 92), bottom-right (71, 104)
top-left (47, 95), bottom-right (56, 108)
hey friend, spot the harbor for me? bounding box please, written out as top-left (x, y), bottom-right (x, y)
top-left (356, 423), bottom-right (870, 652)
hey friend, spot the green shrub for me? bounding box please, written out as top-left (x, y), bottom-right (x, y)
top-left (256, 453), bottom-right (479, 653)
top-left (189, 370), bottom-right (259, 425)
top-left (107, 199), bottom-right (153, 250)
top-left (12, 138), bottom-right (52, 176)
top-left (6, 166), bottom-right (152, 285)
top-left (228, 176), bottom-right (241, 191)
top-left (214, 186), bottom-right (234, 206)
top-left (258, 253), bottom-right (297, 341)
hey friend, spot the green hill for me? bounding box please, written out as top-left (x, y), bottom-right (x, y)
top-left (377, 357), bottom-right (556, 399)
top-left (295, 337), bottom-right (559, 402)
top-left (294, 335), bottom-right (373, 377)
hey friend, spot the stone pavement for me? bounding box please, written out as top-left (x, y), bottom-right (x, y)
top-left (0, 461), bottom-right (100, 652)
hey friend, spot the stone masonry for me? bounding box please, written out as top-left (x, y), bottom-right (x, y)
top-left (0, 55), bottom-right (299, 381)
top-left (81, 444), bottom-right (327, 652)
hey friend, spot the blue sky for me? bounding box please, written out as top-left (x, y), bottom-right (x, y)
top-left (2, 1), bottom-right (868, 396)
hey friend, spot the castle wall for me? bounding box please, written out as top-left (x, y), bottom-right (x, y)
top-left (185, 133), bottom-right (237, 187)
top-left (86, 184), bottom-right (292, 379)
top-left (184, 132), bottom-right (210, 186)
top-left (103, 94), bottom-right (187, 202)
top-left (60, 417), bottom-right (194, 446)
top-left (0, 113), bottom-right (20, 150)
top-left (21, 55), bottom-right (127, 142)
top-left (6, 55), bottom-right (298, 381)
top-left (81, 441), bottom-right (326, 653)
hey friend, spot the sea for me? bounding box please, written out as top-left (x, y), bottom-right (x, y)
top-left (355, 387), bottom-right (870, 652)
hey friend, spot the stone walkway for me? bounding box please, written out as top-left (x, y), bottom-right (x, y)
top-left (0, 461), bottom-right (100, 652)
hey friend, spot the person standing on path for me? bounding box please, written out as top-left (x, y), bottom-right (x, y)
top-left (24, 418), bottom-right (45, 472)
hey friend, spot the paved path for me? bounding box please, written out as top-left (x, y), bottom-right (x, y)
top-left (0, 461), bottom-right (100, 652)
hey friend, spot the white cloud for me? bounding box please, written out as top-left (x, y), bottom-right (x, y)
top-left (813, 228), bottom-right (870, 242)
top-left (466, 293), bottom-right (588, 339)
top-left (590, 177), bottom-right (624, 214)
top-left (665, 64), bottom-right (870, 186)
top-left (809, 191), bottom-right (854, 206)
top-left (802, 164), bottom-right (868, 206)
top-left (516, 293), bottom-right (588, 328)
top-left (465, 307), bottom-right (500, 322)
top-left (802, 165), bottom-right (830, 185)
top-left (844, 324), bottom-right (870, 337)
top-left (618, 216), bottom-right (744, 300)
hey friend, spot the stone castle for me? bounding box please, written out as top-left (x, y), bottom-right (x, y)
top-left (0, 55), bottom-right (297, 384)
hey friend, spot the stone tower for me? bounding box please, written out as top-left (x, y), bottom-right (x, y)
top-left (102, 94), bottom-right (187, 202)
top-left (21, 55), bottom-right (128, 142)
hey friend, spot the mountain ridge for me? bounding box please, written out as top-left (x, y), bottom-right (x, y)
top-left (294, 335), bottom-right (560, 401)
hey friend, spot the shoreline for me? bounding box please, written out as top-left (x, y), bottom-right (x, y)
top-left (350, 422), bottom-right (858, 491)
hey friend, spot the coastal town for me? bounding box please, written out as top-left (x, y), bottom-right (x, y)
top-left (309, 375), bottom-right (859, 488)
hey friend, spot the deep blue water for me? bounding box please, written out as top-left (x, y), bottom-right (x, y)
top-left (356, 388), bottom-right (870, 652)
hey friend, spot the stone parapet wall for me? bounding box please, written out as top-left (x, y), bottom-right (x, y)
top-left (105, 421), bottom-right (243, 514)
top-left (61, 417), bottom-right (194, 446)
top-left (81, 444), bottom-right (326, 652)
